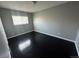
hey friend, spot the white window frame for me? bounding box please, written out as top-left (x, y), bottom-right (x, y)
top-left (12, 15), bottom-right (29, 25)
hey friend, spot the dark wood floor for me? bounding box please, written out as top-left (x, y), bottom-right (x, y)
top-left (8, 31), bottom-right (78, 58)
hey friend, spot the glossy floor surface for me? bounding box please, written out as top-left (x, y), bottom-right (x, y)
top-left (8, 31), bottom-right (78, 58)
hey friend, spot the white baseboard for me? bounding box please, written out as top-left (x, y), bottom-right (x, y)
top-left (35, 31), bottom-right (79, 55)
top-left (8, 30), bottom-right (75, 43)
top-left (8, 30), bottom-right (34, 39)
top-left (34, 30), bottom-right (75, 43)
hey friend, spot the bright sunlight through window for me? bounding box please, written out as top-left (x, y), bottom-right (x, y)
top-left (12, 16), bottom-right (29, 25)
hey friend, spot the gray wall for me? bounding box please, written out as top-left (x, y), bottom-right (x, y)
top-left (75, 29), bottom-right (79, 56)
top-left (33, 2), bottom-right (79, 41)
top-left (0, 8), bottom-right (34, 39)
top-left (0, 18), bottom-right (10, 58)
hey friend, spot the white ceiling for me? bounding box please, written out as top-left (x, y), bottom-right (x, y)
top-left (0, 1), bottom-right (68, 13)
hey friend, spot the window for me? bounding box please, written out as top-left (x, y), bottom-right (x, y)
top-left (12, 16), bottom-right (29, 25)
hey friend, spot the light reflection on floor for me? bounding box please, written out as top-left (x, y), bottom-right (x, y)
top-left (18, 39), bottom-right (31, 51)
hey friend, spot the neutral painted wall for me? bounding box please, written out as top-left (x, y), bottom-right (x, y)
top-left (33, 2), bottom-right (79, 41)
top-left (0, 8), bottom-right (34, 39)
top-left (0, 18), bottom-right (10, 58)
top-left (75, 29), bottom-right (79, 56)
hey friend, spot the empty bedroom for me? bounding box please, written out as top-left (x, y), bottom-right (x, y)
top-left (0, 1), bottom-right (79, 58)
